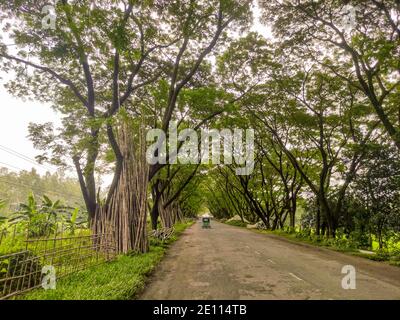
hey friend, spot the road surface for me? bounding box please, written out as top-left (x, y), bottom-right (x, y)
top-left (140, 220), bottom-right (400, 300)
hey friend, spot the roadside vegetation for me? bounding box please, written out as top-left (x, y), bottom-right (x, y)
top-left (19, 221), bottom-right (193, 300)
top-left (266, 228), bottom-right (400, 267)
top-left (0, 188), bottom-right (195, 300)
top-left (0, 193), bottom-right (87, 254)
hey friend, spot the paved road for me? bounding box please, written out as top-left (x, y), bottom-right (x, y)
top-left (140, 220), bottom-right (400, 300)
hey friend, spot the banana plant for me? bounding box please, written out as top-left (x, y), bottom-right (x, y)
top-left (66, 208), bottom-right (79, 235)
top-left (9, 193), bottom-right (38, 223)
top-left (9, 194), bottom-right (66, 237)
top-left (40, 195), bottom-right (69, 221)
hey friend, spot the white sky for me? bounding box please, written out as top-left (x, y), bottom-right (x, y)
top-left (0, 2), bottom-right (270, 181)
top-left (0, 76), bottom-right (61, 176)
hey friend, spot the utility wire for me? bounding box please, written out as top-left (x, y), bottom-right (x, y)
top-left (0, 144), bottom-right (55, 172)
top-left (0, 161), bottom-right (24, 172)
top-left (0, 177), bottom-right (83, 203)
top-left (0, 146), bottom-right (87, 205)
top-left (0, 161), bottom-right (83, 202)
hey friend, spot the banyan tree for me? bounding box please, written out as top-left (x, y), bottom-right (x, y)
top-left (93, 120), bottom-right (149, 254)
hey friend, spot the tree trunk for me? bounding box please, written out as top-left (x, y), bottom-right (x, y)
top-left (159, 196), bottom-right (177, 229)
top-left (150, 202), bottom-right (159, 230)
top-left (316, 205), bottom-right (321, 236)
top-left (150, 184), bottom-right (162, 230)
top-left (289, 199), bottom-right (296, 232)
top-left (93, 122), bottom-right (149, 253)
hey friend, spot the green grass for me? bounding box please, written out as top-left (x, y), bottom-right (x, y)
top-left (18, 221), bottom-right (194, 300)
top-left (261, 229), bottom-right (357, 252)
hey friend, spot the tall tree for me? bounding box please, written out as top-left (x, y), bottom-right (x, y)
top-left (260, 0), bottom-right (400, 148)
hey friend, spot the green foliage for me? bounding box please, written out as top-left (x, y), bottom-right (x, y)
top-left (346, 145), bottom-right (400, 250)
top-left (0, 199), bottom-right (6, 211)
top-left (8, 193), bottom-right (78, 238)
top-left (0, 192), bottom-right (87, 256)
top-left (0, 199), bottom-right (6, 226)
top-left (0, 233), bottom-right (26, 256)
top-left (65, 208), bottom-right (79, 235)
top-left (0, 0), bottom-right (253, 224)
top-left (267, 229), bottom-right (358, 253)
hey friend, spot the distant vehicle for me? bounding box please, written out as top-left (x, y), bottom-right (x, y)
top-left (202, 217), bottom-right (211, 229)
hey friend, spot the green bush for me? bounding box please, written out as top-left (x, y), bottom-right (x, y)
top-left (295, 228), bottom-right (312, 239)
top-left (0, 234), bottom-right (26, 256)
top-left (349, 230), bottom-right (370, 249)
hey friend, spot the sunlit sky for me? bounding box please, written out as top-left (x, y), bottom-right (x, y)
top-left (0, 2), bottom-right (270, 181)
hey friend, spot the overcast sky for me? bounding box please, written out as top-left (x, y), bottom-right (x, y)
top-left (0, 76), bottom-right (61, 176)
top-left (0, 2), bottom-right (270, 180)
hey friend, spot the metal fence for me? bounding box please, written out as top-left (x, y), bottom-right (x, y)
top-left (0, 229), bottom-right (116, 300)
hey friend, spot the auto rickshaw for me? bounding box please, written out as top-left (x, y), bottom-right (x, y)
top-left (202, 217), bottom-right (211, 229)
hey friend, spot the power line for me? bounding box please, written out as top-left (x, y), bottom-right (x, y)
top-left (0, 177), bottom-right (84, 203)
top-left (0, 160), bottom-right (84, 203)
top-left (0, 161), bottom-right (23, 172)
top-left (0, 178), bottom-right (82, 202)
top-left (0, 160), bottom-right (55, 175)
top-left (0, 161), bottom-right (82, 198)
top-left (0, 144), bottom-right (54, 172)
top-left (0, 180), bottom-right (83, 204)
top-left (0, 146), bottom-right (87, 205)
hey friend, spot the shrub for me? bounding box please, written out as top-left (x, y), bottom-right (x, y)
top-left (349, 230), bottom-right (370, 249)
top-left (295, 228), bottom-right (312, 239)
top-left (0, 234), bottom-right (26, 256)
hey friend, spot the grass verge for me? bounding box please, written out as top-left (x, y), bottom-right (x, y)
top-left (19, 220), bottom-right (194, 300)
top-left (224, 220), bottom-right (247, 228)
top-left (258, 230), bottom-right (400, 266)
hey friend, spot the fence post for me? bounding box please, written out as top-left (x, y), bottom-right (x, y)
top-left (12, 224), bottom-right (16, 243)
top-left (0, 229), bottom-right (4, 245)
top-left (25, 223), bottom-right (29, 251)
